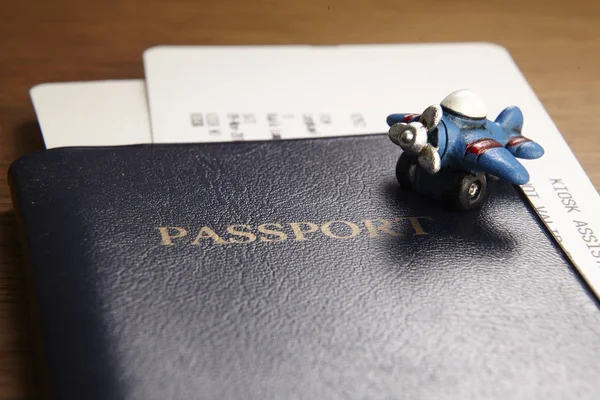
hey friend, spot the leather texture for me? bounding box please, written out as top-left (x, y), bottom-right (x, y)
top-left (8, 134), bottom-right (600, 400)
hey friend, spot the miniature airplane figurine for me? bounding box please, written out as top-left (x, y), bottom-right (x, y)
top-left (387, 89), bottom-right (544, 210)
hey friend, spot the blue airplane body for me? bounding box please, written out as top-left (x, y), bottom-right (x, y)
top-left (386, 106), bottom-right (544, 185)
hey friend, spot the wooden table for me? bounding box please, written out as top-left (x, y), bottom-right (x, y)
top-left (1, 0), bottom-right (598, 397)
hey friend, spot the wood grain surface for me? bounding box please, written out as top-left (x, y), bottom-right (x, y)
top-left (1, 0), bottom-right (599, 398)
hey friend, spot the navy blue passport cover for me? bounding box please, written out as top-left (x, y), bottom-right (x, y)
top-left (8, 134), bottom-right (600, 400)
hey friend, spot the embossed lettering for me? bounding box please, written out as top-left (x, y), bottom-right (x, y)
top-left (289, 222), bottom-right (319, 241)
top-left (227, 224), bottom-right (257, 243)
top-left (397, 216), bottom-right (433, 235)
top-left (320, 220), bottom-right (360, 239)
top-left (157, 216), bottom-right (435, 246)
top-left (191, 226), bottom-right (227, 245)
top-left (257, 223), bottom-right (288, 242)
top-left (362, 219), bottom-right (402, 237)
top-left (158, 227), bottom-right (188, 246)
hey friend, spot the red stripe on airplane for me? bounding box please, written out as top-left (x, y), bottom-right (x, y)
top-left (465, 138), bottom-right (503, 156)
top-left (402, 114), bottom-right (419, 123)
top-left (507, 136), bottom-right (531, 147)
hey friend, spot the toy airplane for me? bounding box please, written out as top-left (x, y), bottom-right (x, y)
top-left (387, 89), bottom-right (544, 210)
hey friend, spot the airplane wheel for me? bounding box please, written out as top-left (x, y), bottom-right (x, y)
top-left (443, 172), bottom-right (487, 210)
top-left (395, 152), bottom-right (417, 190)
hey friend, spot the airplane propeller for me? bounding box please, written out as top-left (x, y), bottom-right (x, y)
top-left (388, 105), bottom-right (442, 174)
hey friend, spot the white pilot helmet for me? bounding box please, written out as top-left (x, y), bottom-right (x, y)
top-left (440, 89), bottom-right (487, 119)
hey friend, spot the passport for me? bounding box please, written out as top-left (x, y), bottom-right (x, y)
top-left (8, 134), bottom-right (600, 399)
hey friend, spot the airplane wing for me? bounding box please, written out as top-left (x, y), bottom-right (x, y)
top-left (494, 106), bottom-right (544, 159)
top-left (460, 137), bottom-right (530, 185)
top-left (386, 113), bottom-right (420, 126)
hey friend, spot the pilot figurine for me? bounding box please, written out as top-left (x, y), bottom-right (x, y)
top-left (387, 89), bottom-right (544, 210)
